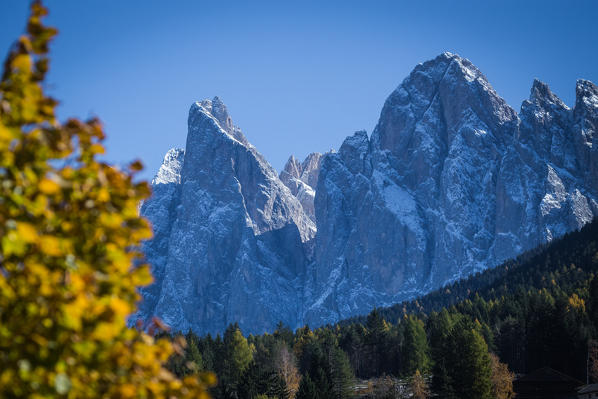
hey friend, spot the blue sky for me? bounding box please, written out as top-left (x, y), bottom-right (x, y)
top-left (1, 1), bottom-right (597, 178)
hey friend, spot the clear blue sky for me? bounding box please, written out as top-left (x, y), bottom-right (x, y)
top-left (2, 1), bottom-right (597, 179)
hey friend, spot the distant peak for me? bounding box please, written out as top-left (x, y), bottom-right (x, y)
top-left (437, 51), bottom-right (458, 60)
top-left (528, 78), bottom-right (566, 108)
top-left (302, 152), bottom-right (322, 165)
top-left (153, 148), bottom-right (185, 185)
top-left (577, 79), bottom-right (597, 91)
top-left (197, 96), bottom-right (231, 128)
top-left (531, 78), bottom-right (549, 93)
top-left (191, 97), bottom-right (249, 145)
top-left (165, 147), bottom-right (185, 159)
top-left (575, 79), bottom-right (598, 112)
top-left (281, 155), bottom-right (302, 179)
top-left (413, 52), bottom-right (485, 86)
top-left (576, 79), bottom-right (598, 99)
top-left (429, 51), bottom-right (467, 64)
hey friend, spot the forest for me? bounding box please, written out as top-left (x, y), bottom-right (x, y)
top-left (164, 219), bottom-right (598, 398)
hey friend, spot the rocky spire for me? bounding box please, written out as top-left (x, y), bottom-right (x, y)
top-left (196, 97), bottom-right (248, 145)
top-left (153, 148), bottom-right (185, 185)
top-left (279, 153), bottom-right (323, 222)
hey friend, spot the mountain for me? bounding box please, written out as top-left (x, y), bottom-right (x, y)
top-left (307, 52), bottom-right (598, 325)
top-left (133, 97), bottom-right (315, 334)
top-left (134, 53), bottom-right (598, 335)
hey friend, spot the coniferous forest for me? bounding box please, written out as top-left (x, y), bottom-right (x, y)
top-left (164, 219), bottom-right (598, 398)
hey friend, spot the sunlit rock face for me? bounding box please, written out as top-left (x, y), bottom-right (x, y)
top-left (135, 54), bottom-right (598, 334)
top-left (133, 97), bottom-right (314, 335)
top-left (279, 152), bottom-right (323, 222)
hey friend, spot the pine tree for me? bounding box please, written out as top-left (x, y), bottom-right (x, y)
top-left (221, 324), bottom-right (253, 398)
top-left (589, 275), bottom-right (598, 333)
top-left (402, 315), bottom-right (430, 375)
top-left (455, 329), bottom-right (493, 399)
top-left (428, 310), bottom-right (455, 398)
top-left (296, 375), bottom-right (317, 399)
top-left (365, 308), bottom-right (390, 376)
top-left (329, 347), bottom-right (354, 399)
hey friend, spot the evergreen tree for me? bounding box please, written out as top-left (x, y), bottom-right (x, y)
top-left (402, 315), bottom-right (430, 375)
top-left (311, 366), bottom-right (333, 399)
top-left (221, 324), bottom-right (253, 398)
top-left (454, 329), bottom-right (493, 399)
top-left (185, 330), bottom-right (205, 372)
top-left (339, 324), bottom-right (367, 378)
top-left (428, 310), bottom-right (455, 398)
top-left (589, 275), bottom-right (598, 333)
top-left (365, 308), bottom-right (390, 376)
top-left (274, 322), bottom-right (295, 346)
top-left (329, 347), bottom-right (354, 399)
top-left (238, 363), bottom-right (289, 399)
top-left (296, 375), bottom-right (317, 399)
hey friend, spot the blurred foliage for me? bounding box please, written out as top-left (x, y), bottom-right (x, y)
top-left (0, 1), bottom-right (214, 397)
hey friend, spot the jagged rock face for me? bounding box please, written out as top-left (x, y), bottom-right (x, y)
top-left (137, 54), bottom-right (598, 334)
top-left (133, 98), bottom-right (314, 335)
top-left (135, 148), bottom-right (185, 323)
top-left (279, 153), bottom-right (323, 222)
top-left (308, 52), bottom-right (598, 325)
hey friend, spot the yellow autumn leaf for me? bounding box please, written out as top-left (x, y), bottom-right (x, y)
top-left (11, 54), bottom-right (32, 73)
top-left (39, 235), bottom-right (62, 256)
top-left (92, 322), bottom-right (119, 341)
top-left (16, 222), bottom-right (38, 243)
top-left (97, 188), bottom-right (110, 202)
top-left (119, 384), bottom-right (136, 398)
top-left (109, 297), bottom-right (131, 318)
top-left (39, 178), bottom-right (60, 194)
top-left (89, 143), bottom-right (105, 154)
top-left (0, 123), bottom-right (16, 142)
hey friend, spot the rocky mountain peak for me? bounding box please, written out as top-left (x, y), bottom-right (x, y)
top-left (279, 152), bottom-right (324, 223)
top-left (194, 97), bottom-right (248, 145)
top-left (281, 155), bottom-right (302, 180)
top-left (529, 79), bottom-right (568, 109)
top-left (372, 52), bottom-right (517, 160)
top-left (153, 148), bottom-right (185, 185)
top-left (300, 153), bottom-right (323, 188)
top-left (576, 79), bottom-right (598, 110)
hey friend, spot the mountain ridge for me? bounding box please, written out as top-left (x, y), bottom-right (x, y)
top-left (134, 53), bottom-right (598, 335)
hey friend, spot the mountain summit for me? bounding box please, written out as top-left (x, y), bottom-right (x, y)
top-left (134, 53), bottom-right (598, 334)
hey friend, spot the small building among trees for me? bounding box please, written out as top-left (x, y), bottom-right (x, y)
top-left (513, 367), bottom-right (583, 399)
top-left (578, 384), bottom-right (598, 399)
